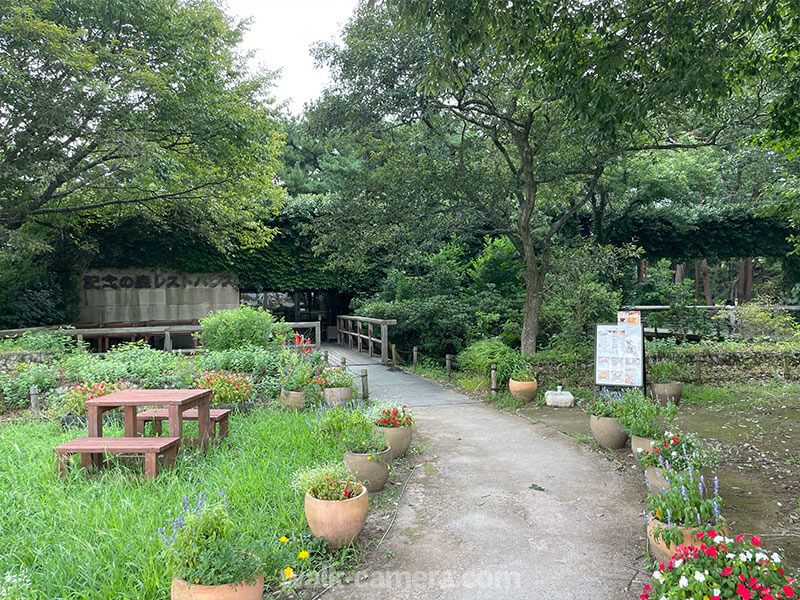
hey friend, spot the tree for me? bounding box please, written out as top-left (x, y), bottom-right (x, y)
top-left (315, 2), bottom-right (772, 352)
top-left (0, 0), bottom-right (285, 291)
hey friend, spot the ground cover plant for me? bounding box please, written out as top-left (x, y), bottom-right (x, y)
top-left (0, 406), bottom-right (343, 599)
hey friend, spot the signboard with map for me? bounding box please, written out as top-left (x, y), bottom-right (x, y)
top-left (594, 315), bottom-right (645, 389)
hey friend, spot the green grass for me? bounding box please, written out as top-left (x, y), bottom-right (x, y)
top-left (681, 381), bottom-right (800, 407)
top-left (0, 406), bottom-right (342, 599)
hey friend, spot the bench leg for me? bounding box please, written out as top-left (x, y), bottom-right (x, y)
top-left (218, 417), bottom-right (228, 439)
top-left (154, 419), bottom-right (163, 437)
top-left (164, 446), bottom-right (177, 469)
top-left (81, 452), bottom-right (102, 471)
top-left (144, 452), bottom-right (158, 479)
top-left (56, 453), bottom-right (69, 477)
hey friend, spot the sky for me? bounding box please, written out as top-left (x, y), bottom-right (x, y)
top-left (224, 0), bottom-right (361, 115)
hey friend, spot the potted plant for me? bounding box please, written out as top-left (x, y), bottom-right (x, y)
top-left (279, 353), bottom-right (318, 411)
top-left (374, 405), bottom-right (414, 460)
top-left (645, 469), bottom-right (725, 563)
top-left (292, 463), bottom-right (368, 550)
top-left (160, 492), bottom-right (263, 600)
top-left (507, 364), bottom-right (538, 402)
top-left (341, 422), bottom-right (391, 492)
top-left (321, 366), bottom-right (355, 406)
top-left (617, 389), bottom-right (677, 454)
top-left (584, 395), bottom-right (627, 449)
top-left (648, 359), bottom-right (682, 406)
top-left (60, 381), bottom-right (128, 428)
top-left (637, 431), bottom-right (719, 491)
top-left (643, 530), bottom-right (796, 600)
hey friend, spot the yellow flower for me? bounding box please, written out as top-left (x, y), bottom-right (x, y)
top-left (279, 536), bottom-right (288, 543)
top-left (361, 441), bottom-right (366, 445)
top-left (297, 550), bottom-right (309, 559)
top-left (194, 578), bottom-right (200, 584)
top-left (284, 566), bottom-right (294, 579)
top-left (366, 456), bottom-right (372, 460)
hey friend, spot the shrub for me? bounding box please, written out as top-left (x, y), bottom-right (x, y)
top-left (457, 338), bottom-right (527, 385)
top-left (291, 463), bottom-right (361, 501)
top-left (313, 403), bottom-right (368, 438)
top-left (618, 389), bottom-right (677, 438)
top-left (341, 421), bottom-right (387, 459)
top-left (0, 330), bottom-right (77, 355)
top-left (582, 395), bottom-right (622, 418)
top-left (0, 363), bottom-right (57, 410)
top-left (195, 372), bottom-right (252, 404)
top-left (321, 366), bottom-right (354, 388)
top-left (375, 405), bottom-right (413, 428)
top-left (61, 381), bottom-right (129, 415)
top-left (196, 307), bottom-right (293, 351)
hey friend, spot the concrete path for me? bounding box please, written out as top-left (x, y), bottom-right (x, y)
top-left (323, 346), bottom-right (645, 599)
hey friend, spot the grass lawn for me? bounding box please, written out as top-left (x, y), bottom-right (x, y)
top-left (0, 406), bottom-right (341, 599)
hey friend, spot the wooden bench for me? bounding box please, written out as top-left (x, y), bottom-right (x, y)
top-left (136, 408), bottom-right (230, 440)
top-left (53, 437), bottom-right (180, 479)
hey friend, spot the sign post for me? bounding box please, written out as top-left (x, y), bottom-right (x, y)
top-left (593, 311), bottom-right (645, 400)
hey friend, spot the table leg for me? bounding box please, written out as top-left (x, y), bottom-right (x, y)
top-left (144, 452), bottom-right (157, 479)
top-left (197, 397), bottom-right (211, 450)
top-left (168, 405), bottom-right (182, 441)
top-left (87, 405), bottom-right (103, 468)
top-left (124, 405), bottom-right (138, 437)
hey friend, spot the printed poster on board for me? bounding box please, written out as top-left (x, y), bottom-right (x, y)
top-left (595, 322), bottom-right (644, 388)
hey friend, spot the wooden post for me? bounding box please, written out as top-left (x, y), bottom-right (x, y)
top-left (392, 344), bottom-right (397, 368)
top-left (348, 319), bottom-right (353, 349)
top-left (361, 369), bottom-right (369, 400)
top-left (490, 364), bottom-right (498, 395)
top-left (341, 356), bottom-right (347, 367)
top-left (29, 385), bottom-right (39, 419)
top-left (336, 317), bottom-right (341, 345)
top-left (784, 354), bottom-right (791, 380)
top-left (380, 322), bottom-right (389, 364)
top-left (357, 321), bottom-right (363, 353)
top-left (323, 350), bottom-right (329, 365)
top-left (368, 323), bottom-right (374, 357)
top-left (77, 334), bottom-right (84, 350)
top-left (164, 330), bottom-right (172, 352)
top-left (445, 354), bottom-right (452, 378)
top-left (413, 346), bottom-right (418, 369)
top-left (314, 321), bottom-right (321, 349)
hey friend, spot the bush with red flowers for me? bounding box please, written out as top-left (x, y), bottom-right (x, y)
top-left (375, 405), bottom-right (414, 428)
top-left (195, 371), bottom-right (251, 404)
top-left (637, 431), bottom-right (719, 471)
top-left (642, 529), bottom-right (796, 600)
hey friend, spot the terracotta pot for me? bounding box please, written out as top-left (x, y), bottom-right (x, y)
top-left (374, 425), bottom-right (412, 460)
top-left (304, 485), bottom-right (368, 549)
top-left (343, 446), bottom-right (392, 492)
top-left (508, 379), bottom-right (538, 402)
top-left (589, 415), bottom-right (628, 449)
top-left (646, 513), bottom-right (727, 564)
top-left (280, 389), bottom-right (305, 411)
top-left (650, 382), bottom-right (682, 406)
top-left (171, 575), bottom-right (264, 600)
top-left (323, 387), bottom-right (353, 406)
top-left (631, 435), bottom-right (656, 455)
top-left (644, 467), bottom-right (673, 492)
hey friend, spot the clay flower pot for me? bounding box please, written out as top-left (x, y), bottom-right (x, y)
top-left (508, 379), bottom-right (538, 402)
top-left (589, 415), bottom-right (628, 449)
top-left (644, 467), bottom-right (672, 492)
top-left (646, 513), bottom-right (728, 564)
top-left (304, 485), bottom-right (368, 549)
top-left (280, 389), bottom-right (304, 411)
top-left (171, 575), bottom-right (264, 600)
top-left (343, 446), bottom-right (392, 492)
top-left (631, 435), bottom-right (656, 455)
top-left (323, 387), bottom-right (353, 406)
top-left (374, 425), bottom-right (412, 460)
top-left (650, 382), bottom-right (682, 406)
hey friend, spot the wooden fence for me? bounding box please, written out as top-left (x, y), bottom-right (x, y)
top-left (335, 315), bottom-right (397, 364)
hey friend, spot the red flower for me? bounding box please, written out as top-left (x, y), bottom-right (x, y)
top-left (722, 567), bottom-right (733, 576)
top-left (750, 535), bottom-right (761, 547)
top-left (704, 545), bottom-right (717, 558)
top-left (696, 532), bottom-right (705, 540)
top-left (736, 534), bottom-right (745, 542)
top-left (736, 583), bottom-right (751, 600)
top-left (708, 529), bottom-right (718, 538)
top-left (784, 586), bottom-right (796, 598)
top-left (672, 437), bottom-right (680, 443)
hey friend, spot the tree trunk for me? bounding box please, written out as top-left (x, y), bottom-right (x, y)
top-left (520, 262), bottom-right (544, 355)
top-left (701, 259), bottom-right (711, 305)
top-left (744, 258), bottom-right (753, 302)
top-left (737, 259), bottom-right (746, 304)
top-left (674, 262), bottom-right (685, 283)
top-left (637, 259), bottom-right (648, 283)
top-left (694, 260), bottom-right (701, 301)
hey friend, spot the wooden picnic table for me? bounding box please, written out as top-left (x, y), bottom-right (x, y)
top-left (84, 389), bottom-right (212, 467)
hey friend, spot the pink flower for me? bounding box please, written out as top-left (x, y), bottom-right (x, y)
top-left (722, 567), bottom-right (733, 576)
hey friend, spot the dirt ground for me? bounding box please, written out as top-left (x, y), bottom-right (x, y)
top-left (518, 385), bottom-right (800, 576)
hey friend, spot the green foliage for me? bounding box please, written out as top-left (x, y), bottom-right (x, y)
top-left (375, 405), bottom-right (413, 428)
top-left (0, 363), bottom-right (57, 410)
top-left (279, 351), bottom-right (321, 392)
top-left (313, 403), bottom-right (369, 439)
top-left (647, 471), bottom-right (723, 547)
top-left (457, 338), bottom-right (527, 385)
top-left (638, 259), bottom-right (712, 338)
top-left (195, 347), bottom-right (286, 376)
top-left (320, 366), bottom-right (355, 389)
top-left (161, 495), bottom-right (261, 587)
top-left (715, 298), bottom-right (800, 341)
top-left (618, 390), bottom-right (677, 438)
top-left (637, 432), bottom-right (720, 471)
top-left (291, 463), bottom-right (361, 501)
top-left (60, 381), bottom-right (129, 416)
top-left (341, 421), bottom-right (387, 459)
top-left (197, 307), bottom-right (293, 351)
top-left (195, 372), bottom-right (252, 405)
top-left (648, 360), bottom-right (679, 384)
top-left (0, 330), bottom-right (76, 355)
top-left (582, 395), bottom-right (622, 418)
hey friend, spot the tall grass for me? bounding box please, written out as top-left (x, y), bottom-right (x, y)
top-left (0, 407), bottom-right (339, 599)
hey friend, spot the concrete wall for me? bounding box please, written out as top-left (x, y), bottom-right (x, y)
top-left (77, 269), bottom-right (239, 324)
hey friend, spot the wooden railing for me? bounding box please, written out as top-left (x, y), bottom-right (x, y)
top-left (336, 315), bottom-right (397, 364)
top-left (0, 321), bottom-right (322, 353)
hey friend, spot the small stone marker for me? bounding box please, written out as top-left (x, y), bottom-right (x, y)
top-left (544, 385), bottom-right (575, 407)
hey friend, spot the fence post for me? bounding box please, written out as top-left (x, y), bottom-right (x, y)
top-left (784, 354), bottom-right (791, 380)
top-left (445, 354), bottom-right (452, 378)
top-left (392, 344), bottom-right (397, 368)
top-left (341, 356), bottom-right (347, 367)
top-left (30, 385), bottom-right (39, 419)
top-left (380, 322), bottom-right (389, 364)
top-left (323, 350), bottom-right (329, 365)
top-left (490, 364), bottom-right (498, 395)
top-left (314, 321), bottom-right (321, 349)
top-left (361, 369), bottom-right (369, 400)
top-left (413, 346), bottom-right (418, 369)
top-left (164, 330), bottom-right (172, 352)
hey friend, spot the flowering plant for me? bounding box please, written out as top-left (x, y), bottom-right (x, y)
top-left (195, 372), bottom-right (251, 404)
top-left (160, 491), bottom-right (261, 586)
top-left (583, 395), bottom-right (622, 418)
top-left (637, 431), bottom-right (720, 471)
top-left (647, 468), bottom-right (724, 547)
top-left (61, 381), bottom-right (128, 415)
top-left (341, 421), bottom-right (388, 459)
top-left (509, 364), bottom-right (537, 382)
top-left (321, 366), bottom-right (354, 388)
top-left (375, 405), bottom-right (413, 428)
top-left (618, 389), bottom-right (677, 438)
top-left (642, 530), bottom-right (796, 600)
top-left (292, 463), bottom-right (363, 501)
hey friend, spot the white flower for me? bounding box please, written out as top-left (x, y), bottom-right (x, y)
top-left (653, 570), bottom-right (664, 582)
top-left (637, 447), bottom-right (643, 453)
top-left (714, 589), bottom-right (721, 596)
top-left (674, 559), bottom-right (683, 568)
top-left (679, 575), bottom-right (689, 588)
top-left (671, 451), bottom-right (678, 457)
top-left (713, 535), bottom-right (724, 543)
top-left (726, 553), bottom-right (735, 559)
top-left (694, 571), bottom-right (706, 582)
top-left (755, 552), bottom-right (768, 562)
top-left (771, 552), bottom-right (782, 563)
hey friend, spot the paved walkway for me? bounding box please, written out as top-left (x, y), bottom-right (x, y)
top-left (323, 345), bottom-right (644, 599)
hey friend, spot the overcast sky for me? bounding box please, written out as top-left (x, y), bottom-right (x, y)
top-left (224, 0), bottom-right (360, 115)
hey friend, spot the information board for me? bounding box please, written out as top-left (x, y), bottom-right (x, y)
top-left (594, 322), bottom-right (644, 388)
